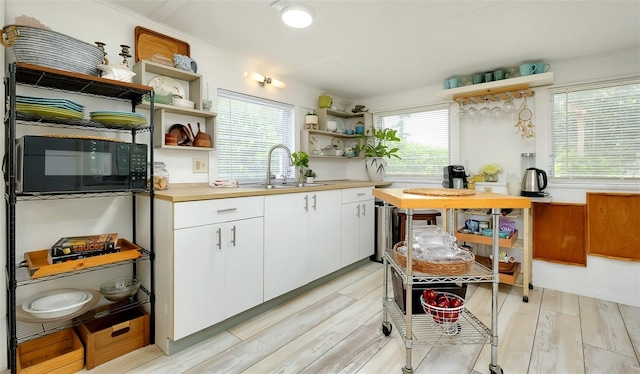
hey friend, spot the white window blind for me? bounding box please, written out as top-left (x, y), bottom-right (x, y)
top-left (374, 104), bottom-right (450, 177)
top-left (548, 78), bottom-right (640, 180)
top-left (216, 90), bottom-right (294, 181)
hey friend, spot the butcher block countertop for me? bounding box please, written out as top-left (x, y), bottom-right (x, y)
top-left (153, 180), bottom-right (392, 202)
top-left (373, 188), bottom-right (532, 209)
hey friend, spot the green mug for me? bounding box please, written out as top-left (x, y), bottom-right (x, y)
top-left (519, 63), bottom-right (537, 76)
top-left (493, 69), bottom-right (509, 80)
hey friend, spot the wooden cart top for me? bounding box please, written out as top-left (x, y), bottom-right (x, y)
top-left (373, 188), bottom-right (532, 209)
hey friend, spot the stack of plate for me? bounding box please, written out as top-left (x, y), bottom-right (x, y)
top-left (3, 25), bottom-right (104, 76)
top-left (22, 288), bottom-right (93, 319)
top-left (15, 95), bottom-right (84, 119)
top-left (90, 111), bottom-right (148, 126)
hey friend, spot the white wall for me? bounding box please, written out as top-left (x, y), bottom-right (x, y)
top-left (359, 49), bottom-right (640, 308)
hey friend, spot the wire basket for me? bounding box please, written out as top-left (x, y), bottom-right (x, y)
top-left (420, 292), bottom-right (465, 335)
top-left (393, 241), bottom-right (474, 275)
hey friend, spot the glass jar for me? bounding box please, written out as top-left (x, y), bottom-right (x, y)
top-left (521, 153), bottom-right (536, 176)
top-left (148, 162), bottom-right (169, 190)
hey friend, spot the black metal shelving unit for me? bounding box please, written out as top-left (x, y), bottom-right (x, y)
top-left (4, 62), bottom-right (155, 373)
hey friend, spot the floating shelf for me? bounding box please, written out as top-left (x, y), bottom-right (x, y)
top-left (437, 72), bottom-right (554, 103)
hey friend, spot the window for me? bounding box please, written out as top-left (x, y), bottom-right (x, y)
top-left (548, 78), bottom-right (640, 180)
top-left (374, 104), bottom-right (450, 177)
top-left (216, 90), bottom-right (294, 181)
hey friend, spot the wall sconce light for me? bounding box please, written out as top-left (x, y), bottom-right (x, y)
top-left (244, 70), bottom-right (286, 88)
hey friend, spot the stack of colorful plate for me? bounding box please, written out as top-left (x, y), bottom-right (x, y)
top-left (15, 95), bottom-right (84, 119)
top-left (89, 111), bottom-right (148, 126)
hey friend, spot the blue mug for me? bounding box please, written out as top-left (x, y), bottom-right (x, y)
top-left (533, 62), bottom-right (550, 74)
top-left (519, 63), bottom-right (537, 76)
top-left (355, 125), bottom-right (364, 134)
top-left (443, 80), bottom-right (450, 89)
top-left (448, 77), bottom-right (461, 88)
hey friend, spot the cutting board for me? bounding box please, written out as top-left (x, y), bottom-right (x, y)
top-left (134, 26), bottom-right (190, 63)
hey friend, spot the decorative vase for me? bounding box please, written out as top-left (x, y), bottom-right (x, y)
top-left (484, 174), bottom-right (498, 182)
top-left (365, 157), bottom-right (388, 182)
top-left (298, 167), bottom-right (306, 184)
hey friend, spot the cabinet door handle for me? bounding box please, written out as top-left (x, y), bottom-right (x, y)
top-left (361, 203), bottom-right (366, 216)
top-left (231, 225), bottom-right (236, 247)
top-left (304, 195), bottom-right (309, 211)
top-left (217, 208), bottom-right (237, 213)
top-left (357, 204), bottom-right (361, 217)
top-left (357, 192), bottom-right (366, 196)
top-left (312, 194), bottom-right (317, 210)
top-left (216, 228), bottom-right (222, 250)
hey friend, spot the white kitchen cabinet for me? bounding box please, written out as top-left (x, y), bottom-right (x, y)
top-left (341, 187), bottom-right (375, 266)
top-left (264, 190), bottom-right (341, 300)
top-left (156, 196), bottom-right (264, 342)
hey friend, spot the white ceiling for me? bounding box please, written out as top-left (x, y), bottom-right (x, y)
top-left (104, 0), bottom-right (640, 99)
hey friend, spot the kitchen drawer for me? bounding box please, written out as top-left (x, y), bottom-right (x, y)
top-left (342, 187), bottom-right (373, 204)
top-left (174, 196), bottom-right (264, 229)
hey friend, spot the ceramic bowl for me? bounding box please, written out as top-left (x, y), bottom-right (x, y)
top-left (171, 97), bottom-right (195, 109)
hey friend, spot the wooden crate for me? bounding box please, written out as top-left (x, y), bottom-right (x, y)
top-left (17, 328), bottom-right (84, 374)
top-left (77, 307), bottom-right (150, 369)
top-left (24, 238), bottom-right (142, 279)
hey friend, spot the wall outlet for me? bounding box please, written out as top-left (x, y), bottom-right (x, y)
top-left (193, 158), bottom-right (208, 173)
top-left (484, 186), bottom-right (493, 192)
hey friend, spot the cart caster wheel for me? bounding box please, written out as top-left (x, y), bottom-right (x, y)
top-left (523, 295), bottom-right (529, 303)
top-left (529, 283), bottom-right (534, 290)
top-left (489, 364), bottom-right (503, 374)
top-left (382, 321), bottom-right (392, 336)
top-left (401, 367), bottom-right (414, 374)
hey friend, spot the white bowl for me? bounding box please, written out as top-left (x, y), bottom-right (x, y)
top-left (22, 289), bottom-right (93, 319)
top-left (171, 97), bottom-right (195, 109)
top-left (326, 120), bottom-right (338, 132)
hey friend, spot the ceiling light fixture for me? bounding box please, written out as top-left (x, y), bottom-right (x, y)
top-left (244, 70), bottom-right (286, 88)
top-left (281, 5), bottom-right (313, 28)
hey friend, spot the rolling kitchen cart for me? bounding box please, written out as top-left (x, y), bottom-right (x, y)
top-left (373, 188), bottom-right (532, 374)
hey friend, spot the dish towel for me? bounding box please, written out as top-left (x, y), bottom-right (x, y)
top-left (210, 179), bottom-right (239, 188)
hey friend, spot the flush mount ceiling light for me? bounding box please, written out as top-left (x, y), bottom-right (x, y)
top-left (271, 0), bottom-right (313, 28)
top-left (244, 70), bottom-right (286, 88)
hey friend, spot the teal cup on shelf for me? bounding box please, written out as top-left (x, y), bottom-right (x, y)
top-left (493, 69), bottom-right (508, 80)
top-left (443, 80), bottom-right (450, 89)
top-left (448, 77), bottom-right (461, 88)
top-left (519, 63), bottom-right (537, 76)
top-left (484, 72), bottom-right (493, 82)
top-left (533, 62), bottom-right (550, 74)
top-left (472, 73), bottom-right (484, 84)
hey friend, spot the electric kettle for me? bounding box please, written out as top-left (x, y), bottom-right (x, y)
top-left (521, 168), bottom-right (548, 197)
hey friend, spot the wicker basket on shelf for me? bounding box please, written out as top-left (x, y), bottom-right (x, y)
top-left (393, 241), bottom-right (474, 275)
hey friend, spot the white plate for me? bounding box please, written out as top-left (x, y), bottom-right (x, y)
top-left (22, 289), bottom-right (93, 319)
top-left (30, 290), bottom-right (87, 311)
top-left (148, 76), bottom-right (186, 99)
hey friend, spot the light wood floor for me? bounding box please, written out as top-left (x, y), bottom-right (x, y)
top-left (69, 261), bottom-right (640, 373)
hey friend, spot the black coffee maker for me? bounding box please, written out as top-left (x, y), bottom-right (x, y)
top-left (442, 165), bottom-right (468, 189)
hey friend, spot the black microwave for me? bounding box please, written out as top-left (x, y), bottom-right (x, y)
top-left (16, 135), bottom-right (147, 194)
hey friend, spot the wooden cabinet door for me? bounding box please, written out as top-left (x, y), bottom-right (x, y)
top-left (533, 203), bottom-right (586, 266)
top-left (587, 192), bottom-right (640, 261)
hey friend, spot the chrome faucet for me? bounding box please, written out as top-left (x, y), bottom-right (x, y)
top-left (266, 144), bottom-right (293, 188)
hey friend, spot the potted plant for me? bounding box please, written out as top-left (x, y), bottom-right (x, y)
top-left (292, 151), bottom-right (309, 183)
top-left (304, 169), bottom-right (317, 183)
top-left (304, 111), bottom-right (318, 129)
top-left (479, 163), bottom-right (503, 182)
top-left (356, 126), bottom-right (401, 181)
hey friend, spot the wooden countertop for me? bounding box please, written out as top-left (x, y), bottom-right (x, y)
top-left (373, 188), bottom-right (532, 209)
top-left (154, 180), bottom-right (392, 202)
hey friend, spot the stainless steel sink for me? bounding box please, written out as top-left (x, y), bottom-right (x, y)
top-left (238, 182), bottom-right (326, 189)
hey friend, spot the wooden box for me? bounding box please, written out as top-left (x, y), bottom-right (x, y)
top-left (17, 328), bottom-right (84, 374)
top-left (77, 307), bottom-right (150, 369)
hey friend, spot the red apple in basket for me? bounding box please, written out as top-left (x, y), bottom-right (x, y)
top-left (450, 297), bottom-right (463, 309)
top-left (423, 289), bottom-right (437, 301)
